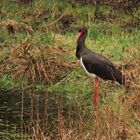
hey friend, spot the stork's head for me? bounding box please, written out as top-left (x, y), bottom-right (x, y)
top-left (76, 27), bottom-right (88, 43)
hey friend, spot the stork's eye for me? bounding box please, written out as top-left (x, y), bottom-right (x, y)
top-left (79, 29), bottom-right (82, 32)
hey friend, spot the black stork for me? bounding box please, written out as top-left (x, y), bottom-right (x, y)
top-left (76, 27), bottom-right (125, 106)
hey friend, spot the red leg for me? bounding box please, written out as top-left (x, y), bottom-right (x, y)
top-left (92, 77), bottom-right (99, 106)
top-left (92, 77), bottom-right (99, 136)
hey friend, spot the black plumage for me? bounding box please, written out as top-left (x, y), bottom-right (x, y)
top-left (76, 27), bottom-right (125, 85)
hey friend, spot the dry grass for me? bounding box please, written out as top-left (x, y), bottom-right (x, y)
top-left (124, 59), bottom-right (140, 90)
top-left (0, 20), bottom-right (33, 34)
top-left (0, 40), bottom-right (75, 83)
top-left (122, 44), bottom-right (140, 89)
top-left (20, 91), bottom-right (140, 140)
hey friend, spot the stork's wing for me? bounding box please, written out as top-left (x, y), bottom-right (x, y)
top-left (81, 53), bottom-right (124, 84)
top-left (80, 47), bottom-right (115, 68)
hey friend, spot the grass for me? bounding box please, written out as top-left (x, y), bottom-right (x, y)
top-left (0, 0), bottom-right (140, 139)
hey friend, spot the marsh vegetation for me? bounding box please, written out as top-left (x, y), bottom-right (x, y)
top-left (0, 0), bottom-right (140, 139)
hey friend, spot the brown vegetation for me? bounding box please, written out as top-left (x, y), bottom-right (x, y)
top-left (0, 41), bottom-right (75, 83)
top-left (0, 20), bottom-right (33, 34)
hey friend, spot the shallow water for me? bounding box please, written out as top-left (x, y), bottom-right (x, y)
top-left (0, 91), bottom-right (22, 139)
top-left (0, 90), bottom-right (59, 139)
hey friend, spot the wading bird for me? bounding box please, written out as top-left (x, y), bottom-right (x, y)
top-left (76, 27), bottom-right (125, 107)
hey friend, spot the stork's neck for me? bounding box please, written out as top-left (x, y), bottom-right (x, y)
top-left (77, 33), bottom-right (87, 49)
top-left (76, 32), bottom-right (87, 59)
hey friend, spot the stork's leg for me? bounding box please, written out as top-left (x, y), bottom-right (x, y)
top-left (91, 77), bottom-right (99, 137)
top-left (92, 77), bottom-right (99, 107)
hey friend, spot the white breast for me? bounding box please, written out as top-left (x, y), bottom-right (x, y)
top-left (80, 57), bottom-right (96, 78)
